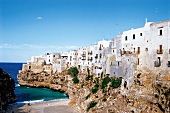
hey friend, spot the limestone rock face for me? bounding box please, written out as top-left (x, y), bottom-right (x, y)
top-left (18, 69), bottom-right (170, 113)
top-left (0, 68), bottom-right (16, 112)
top-left (18, 70), bottom-right (70, 93)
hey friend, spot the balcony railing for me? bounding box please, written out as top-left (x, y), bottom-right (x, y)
top-left (157, 50), bottom-right (163, 54)
top-left (154, 61), bottom-right (161, 67)
top-left (88, 51), bottom-right (92, 55)
top-left (81, 57), bottom-right (86, 60)
top-left (81, 54), bottom-right (86, 57)
top-left (121, 51), bottom-right (126, 55)
top-left (88, 57), bottom-right (93, 61)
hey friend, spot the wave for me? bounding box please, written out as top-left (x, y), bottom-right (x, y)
top-left (15, 99), bottom-right (45, 105)
top-left (15, 84), bottom-right (20, 87)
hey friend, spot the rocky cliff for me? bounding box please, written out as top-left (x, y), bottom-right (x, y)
top-left (0, 68), bottom-right (16, 112)
top-left (18, 68), bottom-right (170, 113)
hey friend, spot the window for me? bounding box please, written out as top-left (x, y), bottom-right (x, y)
top-left (137, 47), bottom-right (140, 54)
top-left (140, 33), bottom-right (142, 36)
top-left (133, 34), bottom-right (135, 39)
top-left (125, 36), bottom-right (128, 41)
top-left (159, 29), bottom-right (162, 35)
top-left (137, 58), bottom-right (139, 65)
top-left (158, 27), bottom-right (163, 36)
top-left (53, 55), bottom-right (55, 57)
top-left (113, 50), bottom-right (114, 53)
top-left (145, 48), bottom-right (148, 51)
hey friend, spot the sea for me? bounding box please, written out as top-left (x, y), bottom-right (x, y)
top-left (0, 63), bottom-right (68, 105)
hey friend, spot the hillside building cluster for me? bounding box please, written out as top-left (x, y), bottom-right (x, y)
top-left (22, 20), bottom-right (170, 87)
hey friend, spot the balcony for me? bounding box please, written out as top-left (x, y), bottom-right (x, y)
top-left (88, 51), bottom-right (93, 55)
top-left (88, 57), bottom-right (93, 61)
top-left (121, 51), bottom-right (125, 55)
top-left (81, 57), bottom-right (86, 60)
top-left (157, 50), bottom-right (163, 54)
top-left (81, 54), bottom-right (86, 57)
top-left (154, 61), bottom-right (161, 67)
top-left (168, 61), bottom-right (170, 67)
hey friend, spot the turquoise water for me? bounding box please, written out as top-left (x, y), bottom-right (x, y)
top-left (0, 63), bottom-right (68, 104)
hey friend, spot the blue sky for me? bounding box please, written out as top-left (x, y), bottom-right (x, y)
top-left (0, 0), bottom-right (170, 62)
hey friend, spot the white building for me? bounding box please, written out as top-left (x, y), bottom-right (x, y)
top-left (68, 50), bottom-right (78, 67)
top-left (24, 20), bottom-right (170, 82)
top-left (46, 53), bottom-right (60, 64)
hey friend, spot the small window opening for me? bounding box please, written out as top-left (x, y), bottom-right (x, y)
top-left (140, 33), bottom-right (142, 36)
top-left (160, 29), bottom-right (162, 36)
top-left (125, 36), bottom-right (128, 41)
top-left (145, 48), bottom-right (148, 51)
top-left (137, 58), bottom-right (139, 65)
top-left (133, 34), bottom-right (135, 39)
top-left (29, 66), bottom-right (31, 69)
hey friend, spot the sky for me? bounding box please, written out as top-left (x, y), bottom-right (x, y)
top-left (0, 0), bottom-right (170, 62)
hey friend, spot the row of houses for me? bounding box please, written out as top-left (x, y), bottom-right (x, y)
top-left (22, 20), bottom-right (170, 87)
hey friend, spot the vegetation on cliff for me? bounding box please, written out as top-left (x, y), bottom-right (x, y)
top-left (0, 68), bottom-right (16, 111)
top-left (18, 68), bottom-right (170, 113)
top-left (68, 67), bottom-right (79, 77)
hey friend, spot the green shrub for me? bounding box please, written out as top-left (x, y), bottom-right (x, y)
top-left (95, 77), bottom-right (99, 83)
top-left (111, 77), bottom-right (122, 88)
top-left (86, 75), bottom-right (92, 81)
top-left (68, 67), bottom-right (79, 77)
top-left (87, 101), bottom-right (97, 111)
top-left (94, 83), bottom-right (99, 88)
top-left (72, 76), bottom-right (79, 84)
top-left (92, 87), bottom-right (98, 94)
top-left (101, 76), bottom-right (111, 88)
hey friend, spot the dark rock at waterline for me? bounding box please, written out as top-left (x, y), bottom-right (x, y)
top-left (0, 68), bottom-right (16, 112)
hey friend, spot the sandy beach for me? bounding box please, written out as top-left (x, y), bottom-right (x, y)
top-left (6, 99), bottom-right (75, 113)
